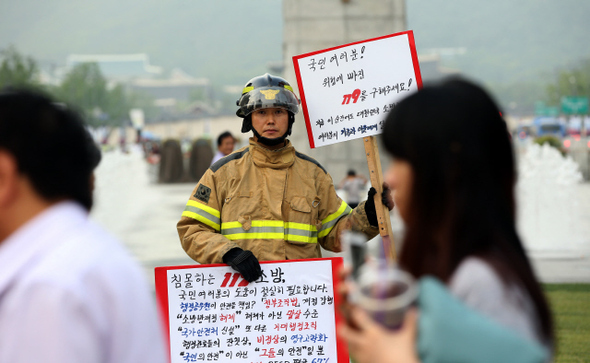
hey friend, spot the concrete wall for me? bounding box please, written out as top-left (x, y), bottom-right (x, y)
top-left (103, 116), bottom-right (249, 154)
top-left (141, 116), bottom-right (249, 148)
top-left (282, 0), bottom-right (407, 183)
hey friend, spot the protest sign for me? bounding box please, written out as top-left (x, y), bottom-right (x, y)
top-left (292, 30), bottom-right (422, 149)
top-left (155, 258), bottom-right (347, 363)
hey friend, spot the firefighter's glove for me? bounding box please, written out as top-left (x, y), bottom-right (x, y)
top-left (364, 184), bottom-right (394, 227)
top-left (222, 248), bottom-right (262, 282)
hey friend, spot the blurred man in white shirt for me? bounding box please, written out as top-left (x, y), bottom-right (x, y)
top-left (210, 130), bottom-right (236, 165)
top-left (0, 89), bottom-right (167, 363)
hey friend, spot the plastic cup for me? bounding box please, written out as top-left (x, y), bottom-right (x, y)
top-left (353, 262), bottom-right (417, 330)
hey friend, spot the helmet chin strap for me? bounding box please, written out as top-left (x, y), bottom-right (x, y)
top-left (251, 113), bottom-right (295, 147)
top-left (252, 127), bottom-right (289, 146)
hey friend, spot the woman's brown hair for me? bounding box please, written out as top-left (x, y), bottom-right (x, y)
top-left (381, 78), bottom-right (553, 343)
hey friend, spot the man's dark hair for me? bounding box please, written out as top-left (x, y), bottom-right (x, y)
top-left (217, 131), bottom-right (233, 147)
top-left (0, 88), bottom-right (101, 211)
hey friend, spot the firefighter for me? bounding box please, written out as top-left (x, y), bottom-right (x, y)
top-left (177, 73), bottom-right (393, 282)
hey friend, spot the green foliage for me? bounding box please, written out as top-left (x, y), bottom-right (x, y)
top-left (489, 56), bottom-right (590, 116)
top-left (544, 284), bottom-right (590, 362)
top-left (54, 62), bottom-right (156, 127)
top-left (408, 0), bottom-right (590, 85)
top-left (546, 58), bottom-right (590, 106)
top-left (534, 135), bottom-right (566, 156)
top-left (55, 63), bottom-right (109, 126)
top-left (105, 84), bottom-right (130, 123)
top-left (488, 80), bottom-right (547, 116)
top-left (0, 0), bottom-right (282, 86)
top-left (0, 45), bottom-right (40, 89)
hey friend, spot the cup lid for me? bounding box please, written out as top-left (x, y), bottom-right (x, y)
top-left (354, 265), bottom-right (418, 311)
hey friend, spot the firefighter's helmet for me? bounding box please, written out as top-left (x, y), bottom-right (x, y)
top-left (236, 73), bottom-right (299, 120)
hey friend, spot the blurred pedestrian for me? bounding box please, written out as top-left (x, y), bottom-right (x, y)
top-left (178, 73), bottom-right (393, 282)
top-left (210, 130), bottom-right (236, 165)
top-left (338, 169), bottom-right (368, 209)
top-left (339, 78), bottom-right (554, 363)
top-left (158, 139), bottom-right (183, 183)
top-left (119, 126), bottom-right (128, 153)
top-left (0, 88), bottom-right (167, 363)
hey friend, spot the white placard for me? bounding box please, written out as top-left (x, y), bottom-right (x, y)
top-left (155, 258), bottom-right (347, 363)
top-left (293, 31), bottom-right (422, 148)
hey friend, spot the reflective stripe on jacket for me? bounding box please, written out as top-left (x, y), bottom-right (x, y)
top-left (177, 138), bottom-right (379, 264)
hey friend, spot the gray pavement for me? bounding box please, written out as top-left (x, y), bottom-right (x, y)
top-left (90, 146), bottom-right (590, 291)
top-left (91, 147), bottom-right (196, 289)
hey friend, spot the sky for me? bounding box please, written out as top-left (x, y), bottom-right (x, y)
top-left (1, 0), bottom-right (589, 87)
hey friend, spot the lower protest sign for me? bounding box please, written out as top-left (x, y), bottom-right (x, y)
top-left (155, 258), bottom-right (347, 363)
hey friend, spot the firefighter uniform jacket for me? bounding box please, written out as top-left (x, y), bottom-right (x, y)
top-left (177, 138), bottom-right (379, 264)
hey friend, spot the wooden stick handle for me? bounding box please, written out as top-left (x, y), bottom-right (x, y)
top-left (363, 136), bottom-right (397, 262)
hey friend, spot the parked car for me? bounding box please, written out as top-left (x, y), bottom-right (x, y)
top-left (532, 117), bottom-right (566, 138)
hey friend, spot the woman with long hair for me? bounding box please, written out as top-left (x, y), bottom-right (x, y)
top-left (339, 78), bottom-right (553, 363)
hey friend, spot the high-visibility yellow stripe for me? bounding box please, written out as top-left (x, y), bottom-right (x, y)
top-left (285, 234), bottom-right (318, 243)
top-left (182, 200), bottom-right (221, 231)
top-left (182, 210), bottom-right (220, 231)
top-left (221, 221), bottom-right (242, 229)
top-left (251, 220), bottom-right (284, 227)
top-left (318, 229), bottom-right (330, 238)
top-left (186, 200), bottom-right (220, 218)
top-left (285, 221), bottom-right (318, 243)
top-left (222, 220), bottom-right (284, 229)
top-left (225, 232), bottom-right (285, 240)
top-left (225, 232), bottom-right (317, 243)
top-left (242, 85), bottom-right (294, 94)
top-left (321, 201), bottom-right (351, 225)
top-left (220, 219), bottom-right (318, 243)
top-left (285, 221), bottom-right (317, 231)
top-left (318, 201), bottom-right (352, 238)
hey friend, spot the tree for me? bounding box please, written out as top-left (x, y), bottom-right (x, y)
top-left (56, 62), bottom-right (110, 126)
top-left (56, 62), bottom-right (162, 129)
top-left (0, 45), bottom-right (40, 89)
top-left (546, 58), bottom-right (590, 106)
top-left (105, 84), bottom-right (131, 125)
